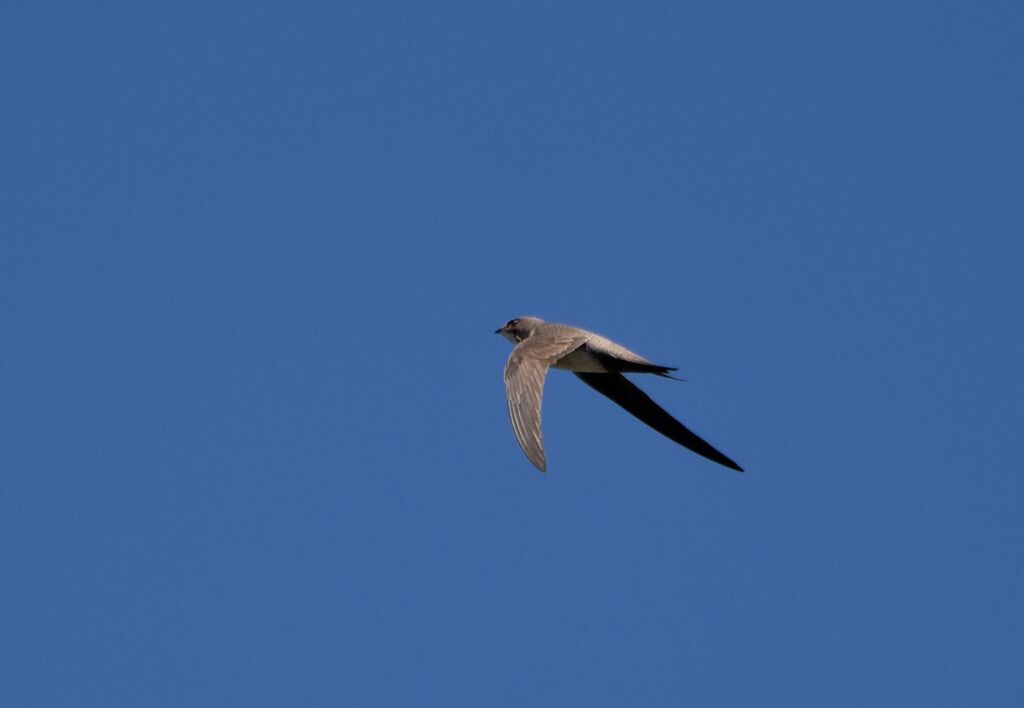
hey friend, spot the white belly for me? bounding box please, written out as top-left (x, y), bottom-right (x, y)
top-left (552, 347), bottom-right (609, 373)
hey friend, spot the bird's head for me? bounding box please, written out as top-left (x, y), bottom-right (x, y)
top-left (495, 316), bottom-right (544, 343)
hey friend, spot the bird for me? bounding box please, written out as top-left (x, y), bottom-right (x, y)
top-left (496, 316), bottom-right (743, 473)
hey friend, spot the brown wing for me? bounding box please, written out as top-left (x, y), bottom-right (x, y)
top-left (503, 333), bottom-right (586, 472)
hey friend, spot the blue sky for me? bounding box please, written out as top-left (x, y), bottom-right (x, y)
top-left (2, 2), bottom-right (1022, 705)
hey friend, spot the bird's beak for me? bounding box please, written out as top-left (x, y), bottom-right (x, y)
top-left (494, 327), bottom-right (503, 334)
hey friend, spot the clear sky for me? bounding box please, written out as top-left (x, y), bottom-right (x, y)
top-left (2, 2), bottom-right (1022, 706)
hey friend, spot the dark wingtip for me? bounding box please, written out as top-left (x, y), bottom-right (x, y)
top-left (707, 456), bottom-right (743, 472)
top-left (717, 455), bottom-right (744, 472)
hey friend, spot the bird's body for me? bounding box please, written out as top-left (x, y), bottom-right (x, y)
top-left (496, 316), bottom-right (743, 473)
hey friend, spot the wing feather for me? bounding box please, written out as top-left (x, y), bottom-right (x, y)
top-left (574, 372), bottom-right (744, 472)
top-left (503, 334), bottom-right (585, 472)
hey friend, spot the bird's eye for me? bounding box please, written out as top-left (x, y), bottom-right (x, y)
top-left (508, 319), bottom-right (519, 327)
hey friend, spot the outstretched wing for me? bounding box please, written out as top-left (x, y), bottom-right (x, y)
top-left (504, 334), bottom-right (586, 472)
top-left (574, 372), bottom-right (743, 472)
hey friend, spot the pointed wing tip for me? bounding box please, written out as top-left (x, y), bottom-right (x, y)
top-left (719, 458), bottom-right (744, 472)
